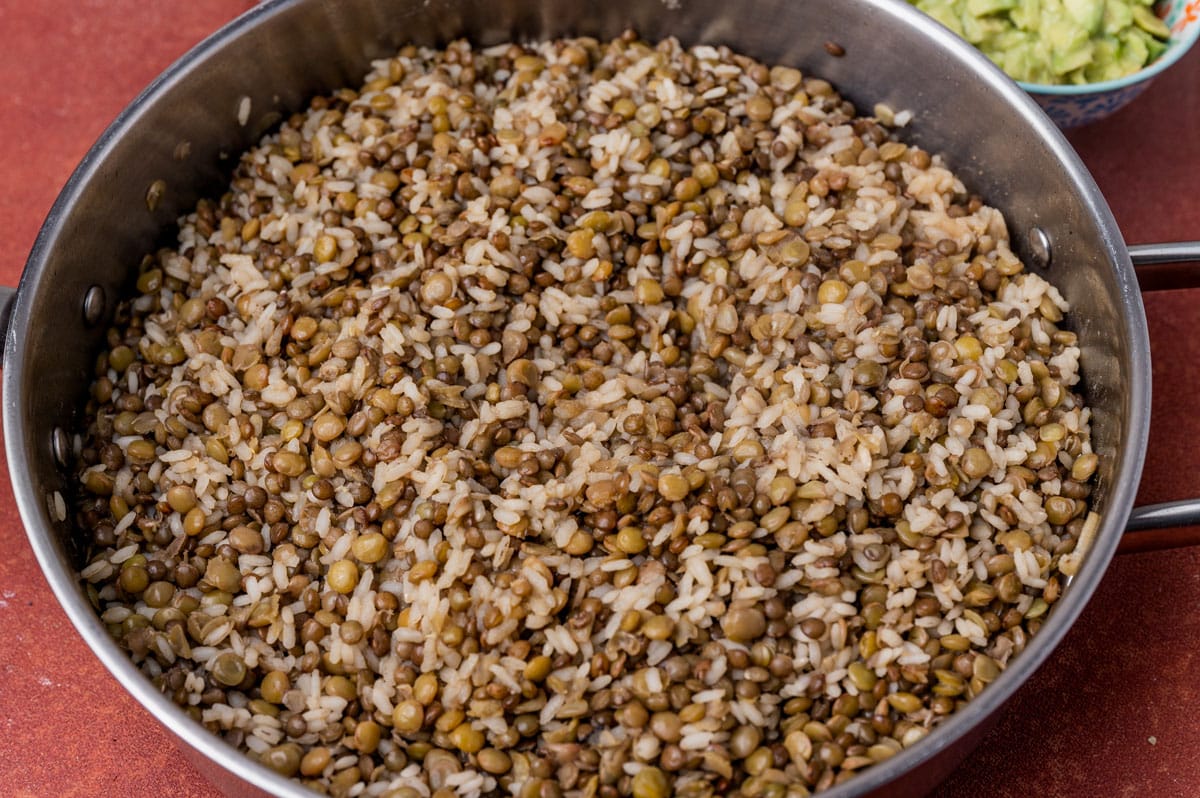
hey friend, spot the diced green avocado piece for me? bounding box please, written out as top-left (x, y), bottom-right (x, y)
top-left (1146, 35), bottom-right (1169, 61)
top-left (1009, 46), bottom-right (1047, 82)
top-left (1062, 0), bottom-right (1105, 32)
top-left (1121, 32), bottom-right (1151, 70)
top-left (921, 3), bottom-right (968, 37)
top-left (1009, 0), bottom-right (1041, 31)
top-left (1083, 38), bottom-right (1123, 80)
top-left (1040, 4), bottom-right (1091, 52)
top-left (1103, 2), bottom-right (1133, 36)
top-left (1132, 5), bottom-right (1172, 40)
top-left (962, 12), bottom-right (1009, 43)
top-left (966, 0), bottom-right (1018, 16)
top-left (1130, 26), bottom-right (1170, 61)
top-left (992, 28), bottom-right (1034, 50)
top-left (1052, 39), bottom-right (1096, 74)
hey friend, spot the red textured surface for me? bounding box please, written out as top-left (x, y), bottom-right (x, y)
top-left (1, 2), bottom-right (1198, 797)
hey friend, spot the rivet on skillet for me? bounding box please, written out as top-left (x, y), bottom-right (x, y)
top-left (1029, 227), bottom-right (1052, 269)
top-left (82, 285), bottom-right (106, 326)
top-left (51, 428), bottom-right (71, 469)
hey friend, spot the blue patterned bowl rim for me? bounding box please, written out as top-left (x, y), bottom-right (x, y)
top-left (1019, 3), bottom-right (1200, 95)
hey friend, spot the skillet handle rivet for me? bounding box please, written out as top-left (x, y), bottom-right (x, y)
top-left (82, 285), bottom-right (106, 326)
top-left (1030, 228), bottom-right (1052, 269)
top-left (51, 428), bottom-right (71, 469)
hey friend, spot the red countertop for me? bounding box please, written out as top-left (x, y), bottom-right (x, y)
top-left (2, 3), bottom-right (1199, 797)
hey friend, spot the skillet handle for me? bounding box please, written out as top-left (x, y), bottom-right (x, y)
top-left (1117, 242), bottom-right (1200, 553)
top-left (1122, 503), bottom-right (1200, 553)
top-left (0, 285), bottom-right (15, 366)
top-left (1130, 242), bottom-right (1200, 291)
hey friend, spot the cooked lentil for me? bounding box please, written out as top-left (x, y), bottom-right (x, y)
top-left (73, 32), bottom-right (1101, 798)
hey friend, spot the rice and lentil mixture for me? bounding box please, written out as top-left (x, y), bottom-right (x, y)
top-left (73, 32), bottom-right (1102, 798)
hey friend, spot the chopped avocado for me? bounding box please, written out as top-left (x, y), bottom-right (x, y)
top-left (909, 0), bottom-right (1173, 84)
